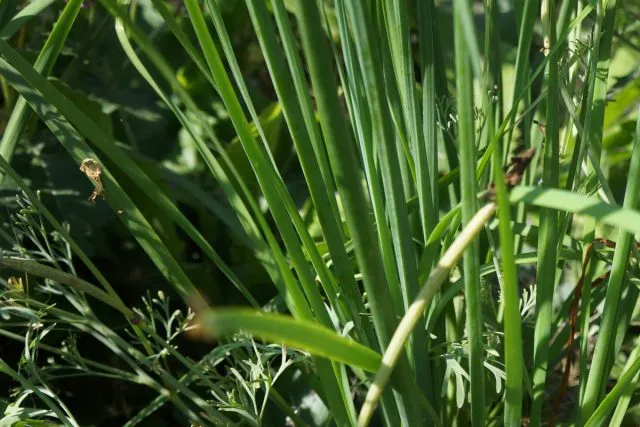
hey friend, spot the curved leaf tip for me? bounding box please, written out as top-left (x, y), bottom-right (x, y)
top-left (193, 308), bottom-right (382, 373)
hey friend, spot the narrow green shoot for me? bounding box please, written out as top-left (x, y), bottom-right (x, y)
top-left (453, 0), bottom-right (485, 422)
top-left (580, 107), bottom-right (640, 422)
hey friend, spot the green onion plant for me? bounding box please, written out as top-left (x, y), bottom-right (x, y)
top-left (1, 0), bottom-right (640, 425)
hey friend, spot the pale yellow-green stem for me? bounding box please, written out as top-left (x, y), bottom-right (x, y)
top-left (358, 202), bottom-right (497, 426)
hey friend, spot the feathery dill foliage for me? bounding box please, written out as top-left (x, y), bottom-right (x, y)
top-left (0, 0), bottom-right (639, 425)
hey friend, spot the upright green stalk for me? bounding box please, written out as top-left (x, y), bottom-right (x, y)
top-left (295, 1), bottom-right (424, 423)
top-left (453, 0), bottom-right (485, 423)
top-left (417, 0), bottom-right (441, 231)
top-left (343, 0), bottom-right (418, 320)
top-left (417, 0), bottom-right (449, 415)
top-left (182, 1), bottom-right (354, 423)
top-left (530, 0), bottom-right (560, 424)
top-left (244, 0), bottom-right (369, 340)
top-left (585, 0), bottom-right (619, 161)
top-left (483, 0), bottom-right (523, 423)
top-left (491, 97), bottom-right (524, 427)
top-left (270, 0), bottom-right (339, 197)
top-left (586, 349), bottom-right (640, 427)
top-left (203, 2), bottom-right (364, 345)
top-left (580, 106), bottom-right (640, 422)
top-left (504, 0), bottom-right (539, 160)
top-left (508, 0), bottom-right (539, 253)
top-left (333, 0), bottom-right (403, 312)
top-left (380, 0), bottom-right (434, 404)
top-left (384, 0), bottom-right (435, 239)
top-left (493, 181), bottom-right (524, 426)
top-left (609, 336), bottom-right (640, 426)
top-left (294, 0), bottom-right (390, 352)
top-left (342, 4), bottom-right (422, 423)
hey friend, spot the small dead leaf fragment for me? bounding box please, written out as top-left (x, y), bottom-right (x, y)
top-left (486, 147), bottom-right (536, 196)
top-left (79, 158), bottom-right (104, 203)
top-left (505, 147), bottom-right (536, 187)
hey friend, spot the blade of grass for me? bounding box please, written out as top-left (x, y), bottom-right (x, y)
top-left (482, 1), bottom-right (523, 422)
top-left (1, 0), bottom-right (83, 184)
top-left (509, 186), bottom-right (640, 235)
top-left (377, 7), bottom-right (416, 196)
top-left (145, 0), bottom-right (214, 88)
top-left (0, 50), bottom-right (202, 304)
top-left (271, 0), bottom-right (340, 197)
top-left (346, 3), bottom-right (426, 417)
top-left (455, 0), bottom-right (525, 421)
top-left (109, 0), bottom-right (327, 394)
top-left (195, 309), bottom-right (382, 373)
top-left (296, 1), bottom-right (424, 423)
top-left (343, 0), bottom-right (418, 322)
top-left (414, 16), bottom-right (447, 409)
top-left (202, 11), bottom-right (363, 420)
top-left (584, 351), bottom-right (640, 427)
top-left (294, 0), bottom-right (398, 353)
top-left (333, 0), bottom-right (403, 313)
top-left (529, 0), bottom-right (561, 423)
top-left (580, 107), bottom-right (640, 422)
top-left (453, 0), bottom-right (486, 422)
top-left (608, 337), bottom-right (640, 426)
top-left (380, 0), bottom-right (436, 405)
top-left (0, 258), bottom-right (134, 318)
top-left (577, 253), bottom-right (598, 405)
top-left (384, 0), bottom-right (435, 239)
top-left (99, 0), bottom-right (312, 319)
top-left (504, 0), bottom-right (539, 160)
top-left (0, 37), bottom-right (256, 309)
top-left (327, 1), bottom-right (424, 423)
top-left (244, 0), bottom-right (368, 338)
top-left (182, 1), bottom-right (355, 422)
top-left (0, 0), bottom-right (56, 40)
top-left (202, 0), bottom-right (356, 335)
top-left (113, 19), bottom-right (259, 308)
top-left (417, 0), bottom-right (441, 235)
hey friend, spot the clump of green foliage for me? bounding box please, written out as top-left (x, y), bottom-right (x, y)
top-left (1, 0), bottom-right (640, 425)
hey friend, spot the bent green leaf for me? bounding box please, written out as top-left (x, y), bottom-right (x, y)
top-left (510, 186), bottom-right (640, 235)
top-left (196, 308), bottom-right (382, 373)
